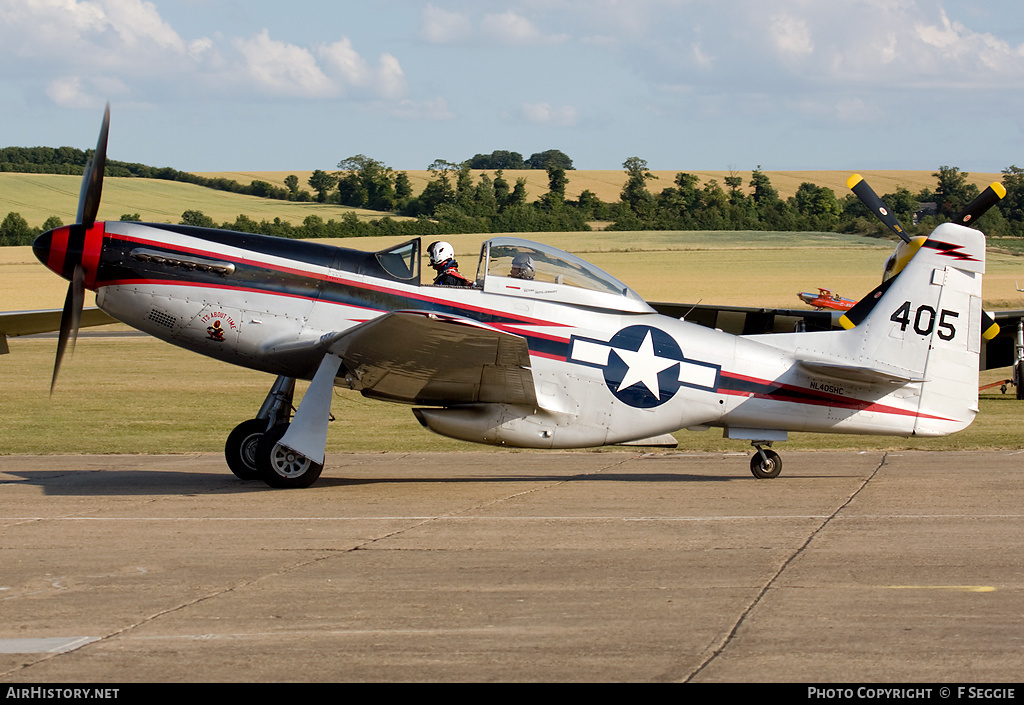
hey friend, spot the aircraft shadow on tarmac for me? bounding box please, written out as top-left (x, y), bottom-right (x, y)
top-left (2, 467), bottom-right (752, 496)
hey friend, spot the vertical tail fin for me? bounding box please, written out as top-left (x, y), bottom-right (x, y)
top-left (840, 222), bottom-right (985, 434)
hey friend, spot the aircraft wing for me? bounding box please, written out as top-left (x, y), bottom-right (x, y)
top-left (326, 311), bottom-right (537, 406)
top-left (0, 307), bottom-right (118, 354)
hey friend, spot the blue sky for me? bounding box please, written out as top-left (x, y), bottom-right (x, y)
top-left (2, 0), bottom-right (1023, 173)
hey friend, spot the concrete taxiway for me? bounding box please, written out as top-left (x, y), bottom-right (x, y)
top-left (0, 450), bottom-right (1022, 683)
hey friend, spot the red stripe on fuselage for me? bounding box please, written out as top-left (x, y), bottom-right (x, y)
top-left (717, 370), bottom-right (954, 422)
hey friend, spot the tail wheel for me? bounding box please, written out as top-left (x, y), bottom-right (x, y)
top-left (750, 448), bottom-right (782, 479)
top-left (255, 424), bottom-right (324, 489)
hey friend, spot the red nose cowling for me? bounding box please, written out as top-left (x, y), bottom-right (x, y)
top-left (33, 223), bottom-right (105, 289)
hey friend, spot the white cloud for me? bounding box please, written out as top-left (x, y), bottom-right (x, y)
top-left (375, 54), bottom-right (408, 100)
top-left (420, 4), bottom-right (473, 44)
top-left (481, 11), bottom-right (568, 45)
top-left (593, 1), bottom-right (1024, 94)
top-left (317, 39), bottom-right (407, 99)
top-left (0, 0), bottom-right (412, 106)
top-left (0, 0), bottom-right (191, 66)
top-left (0, 0), bottom-right (200, 109)
top-left (0, 0), bottom-right (106, 51)
top-left (522, 102), bottom-right (578, 127)
top-left (319, 37), bottom-right (372, 87)
top-left (769, 14), bottom-right (814, 58)
top-left (46, 74), bottom-right (128, 109)
top-left (98, 0), bottom-right (188, 53)
top-left (692, 43), bottom-right (713, 70)
top-left (233, 30), bottom-right (334, 98)
top-left (911, 9), bottom-right (1024, 77)
top-left (420, 5), bottom-right (568, 45)
top-left (391, 97), bottom-right (456, 121)
top-left (46, 76), bottom-right (99, 109)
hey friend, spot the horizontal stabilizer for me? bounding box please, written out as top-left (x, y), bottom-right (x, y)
top-left (797, 360), bottom-right (923, 385)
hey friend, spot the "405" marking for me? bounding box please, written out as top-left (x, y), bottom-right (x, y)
top-left (890, 301), bottom-right (958, 340)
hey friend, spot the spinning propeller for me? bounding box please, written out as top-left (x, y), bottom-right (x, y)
top-left (35, 104), bottom-right (110, 393)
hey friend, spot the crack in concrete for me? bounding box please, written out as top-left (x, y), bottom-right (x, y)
top-left (676, 452), bottom-right (890, 683)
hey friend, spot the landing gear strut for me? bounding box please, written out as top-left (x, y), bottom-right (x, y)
top-left (224, 376), bottom-right (295, 481)
top-left (224, 353), bottom-right (339, 489)
top-left (749, 442), bottom-right (782, 479)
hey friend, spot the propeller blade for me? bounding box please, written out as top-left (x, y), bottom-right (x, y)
top-left (51, 264), bottom-right (85, 393)
top-left (76, 103), bottom-right (110, 228)
top-left (982, 311), bottom-right (1000, 341)
top-left (847, 174), bottom-right (911, 243)
top-left (838, 277), bottom-right (897, 330)
top-left (953, 182), bottom-right (1007, 227)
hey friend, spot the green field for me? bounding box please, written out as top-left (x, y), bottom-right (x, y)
top-left (0, 172), bottom-right (395, 229)
top-left (3, 229), bottom-right (1024, 456)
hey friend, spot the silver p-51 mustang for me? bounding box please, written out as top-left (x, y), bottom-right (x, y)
top-left (28, 107), bottom-right (1005, 487)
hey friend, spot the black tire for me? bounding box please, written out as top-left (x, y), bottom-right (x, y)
top-left (224, 418), bottom-right (269, 480)
top-left (255, 423), bottom-right (324, 489)
top-left (750, 448), bottom-right (782, 479)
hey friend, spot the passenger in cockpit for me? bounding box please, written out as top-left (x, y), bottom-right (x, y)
top-left (509, 254), bottom-right (535, 280)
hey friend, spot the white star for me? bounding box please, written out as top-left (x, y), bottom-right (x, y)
top-left (613, 331), bottom-right (677, 399)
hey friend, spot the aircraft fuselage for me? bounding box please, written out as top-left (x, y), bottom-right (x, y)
top-left (34, 220), bottom-right (973, 451)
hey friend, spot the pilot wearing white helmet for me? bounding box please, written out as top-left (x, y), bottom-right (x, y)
top-left (427, 241), bottom-right (471, 287)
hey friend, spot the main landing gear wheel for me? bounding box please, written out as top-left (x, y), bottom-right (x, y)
top-left (224, 418), bottom-right (269, 480)
top-left (255, 424), bottom-right (324, 489)
top-left (750, 448), bottom-right (782, 479)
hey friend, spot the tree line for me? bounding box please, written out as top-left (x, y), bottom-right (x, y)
top-left (0, 145), bottom-right (313, 202)
top-left (4, 145), bottom-right (1024, 245)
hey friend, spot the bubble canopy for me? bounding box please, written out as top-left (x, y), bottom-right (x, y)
top-left (475, 237), bottom-right (654, 313)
